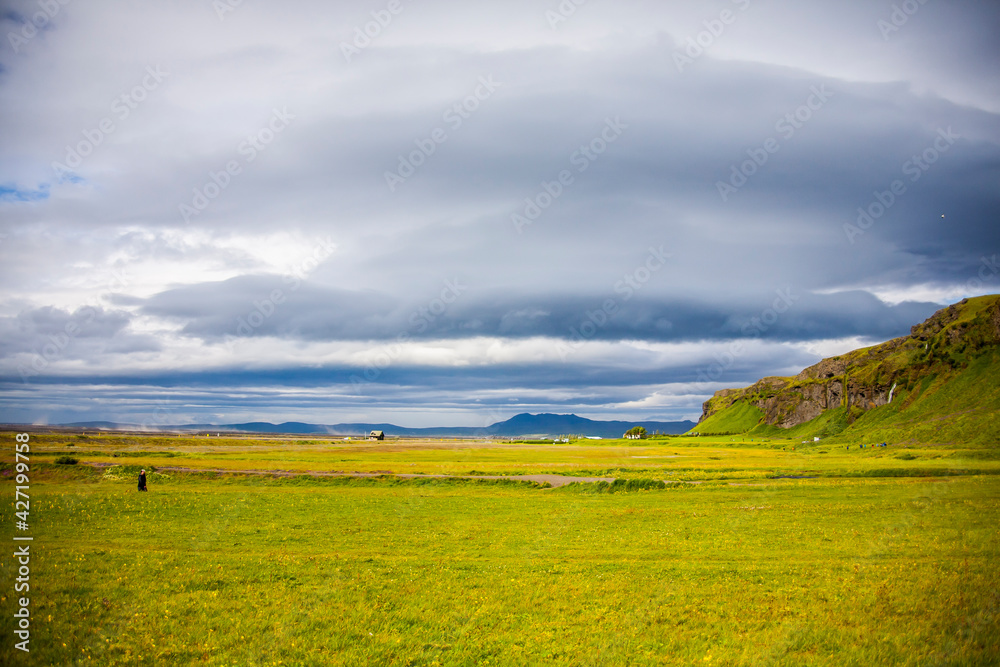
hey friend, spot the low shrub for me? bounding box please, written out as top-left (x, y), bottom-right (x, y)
top-left (590, 478), bottom-right (669, 493)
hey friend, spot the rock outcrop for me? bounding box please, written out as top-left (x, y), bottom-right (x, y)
top-left (698, 295), bottom-right (1000, 430)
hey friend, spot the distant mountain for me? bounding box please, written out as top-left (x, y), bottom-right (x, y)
top-left (212, 422), bottom-right (325, 434)
top-left (61, 413), bottom-right (696, 439)
top-left (479, 413), bottom-right (695, 438)
top-left (694, 295), bottom-right (1000, 445)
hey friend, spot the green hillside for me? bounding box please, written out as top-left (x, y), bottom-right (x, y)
top-left (692, 400), bottom-right (763, 435)
top-left (837, 349), bottom-right (1000, 446)
top-left (691, 295), bottom-right (1000, 446)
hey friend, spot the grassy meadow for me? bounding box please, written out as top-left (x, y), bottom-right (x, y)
top-left (2, 431), bottom-right (999, 665)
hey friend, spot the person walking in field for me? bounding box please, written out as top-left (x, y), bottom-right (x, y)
top-left (138, 469), bottom-right (147, 492)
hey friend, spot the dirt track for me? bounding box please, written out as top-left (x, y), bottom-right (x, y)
top-left (85, 462), bottom-right (615, 488)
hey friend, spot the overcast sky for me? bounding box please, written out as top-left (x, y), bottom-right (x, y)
top-left (1, 0), bottom-right (998, 427)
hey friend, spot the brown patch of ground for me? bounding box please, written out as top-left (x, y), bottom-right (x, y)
top-left (84, 462), bottom-right (615, 488)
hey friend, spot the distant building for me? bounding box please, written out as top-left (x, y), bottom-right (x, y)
top-left (624, 426), bottom-right (647, 440)
top-left (369, 430), bottom-right (385, 441)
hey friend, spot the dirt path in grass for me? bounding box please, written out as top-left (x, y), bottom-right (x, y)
top-left (83, 462), bottom-right (615, 488)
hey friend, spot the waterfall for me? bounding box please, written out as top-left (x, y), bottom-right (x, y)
top-left (887, 382), bottom-right (898, 404)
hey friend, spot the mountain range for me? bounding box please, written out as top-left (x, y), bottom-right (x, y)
top-left (61, 413), bottom-right (696, 439)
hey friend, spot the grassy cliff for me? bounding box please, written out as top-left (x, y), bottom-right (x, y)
top-left (693, 295), bottom-right (1000, 445)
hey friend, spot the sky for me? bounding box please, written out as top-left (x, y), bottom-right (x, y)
top-left (1, 0), bottom-right (999, 428)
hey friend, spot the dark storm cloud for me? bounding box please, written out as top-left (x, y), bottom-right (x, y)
top-left (131, 274), bottom-right (940, 344)
top-left (0, 342), bottom-right (815, 425)
top-left (0, 306), bottom-right (135, 354)
top-left (168, 51), bottom-right (999, 303)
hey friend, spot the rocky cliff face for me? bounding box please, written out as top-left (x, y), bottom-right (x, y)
top-left (699, 296), bottom-right (1000, 430)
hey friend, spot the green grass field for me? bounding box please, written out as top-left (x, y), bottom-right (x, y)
top-left (3, 432), bottom-right (999, 665)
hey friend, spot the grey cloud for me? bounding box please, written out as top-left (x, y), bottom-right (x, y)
top-left (0, 342), bottom-right (819, 425)
top-left (0, 305), bottom-right (157, 357)
top-left (131, 274), bottom-right (940, 345)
